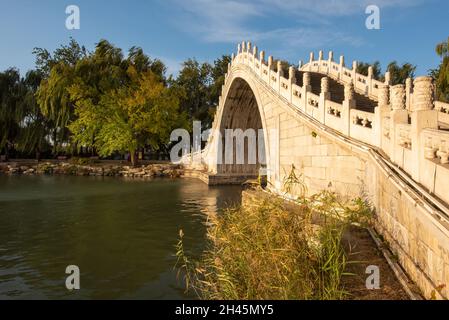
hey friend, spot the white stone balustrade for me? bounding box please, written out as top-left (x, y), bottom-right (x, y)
top-left (223, 43), bottom-right (449, 205)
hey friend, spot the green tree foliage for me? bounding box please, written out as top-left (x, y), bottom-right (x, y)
top-left (386, 61), bottom-right (416, 85)
top-left (0, 38), bottom-right (229, 161)
top-left (68, 41), bottom-right (187, 166)
top-left (173, 55), bottom-right (231, 128)
top-left (34, 38), bottom-right (88, 154)
top-left (0, 68), bottom-right (23, 160)
top-left (432, 37), bottom-right (449, 102)
top-left (356, 61), bottom-right (382, 80)
top-left (16, 70), bottom-right (51, 160)
top-left (174, 59), bottom-right (212, 127)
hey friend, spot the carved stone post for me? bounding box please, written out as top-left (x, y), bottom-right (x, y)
top-left (384, 71), bottom-right (391, 85)
top-left (374, 84), bottom-right (391, 149)
top-left (328, 51), bottom-right (333, 74)
top-left (352, 61), bottom-right (357, 85)
top-left (252, 45), bottom-right (257, 69)
top-left (268, 56), bottom-right (273, 85)
top-left (288, 66), bottom-right (296, 103)
top-left (405, 78), bottom-right (412, 111)
top-left (259, 51), bottom-right (265, 64)
top-left (343, 82), bottom-right (356, 135)
top-left (277, 61), bottom-right (283, 92)
top-left (259, 51), bottom-right (265, 77)
top-left (390, 85), bottom-right (409, 163)
top-left (309, 52), bottom-right (314, 71)
top-left (318, 50), bottom-right (323, 72)
top-left (339, 55), bottom-right (345, 80)
top-left (319, 77), bottom-right (330, 123)
top-left (367, 66), bottom-right (373, 96)
top-left (302, 72), bottom-right (312, 113)
top-left (277, 61), bottom-right (283, 77)
top-left (410, 76), bottom-right (438, 181)
top-left (289, 66), bottom-right (296, 84)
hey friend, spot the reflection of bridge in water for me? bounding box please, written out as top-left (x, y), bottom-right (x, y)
top-left (186, 41), bottom-right (449, 299)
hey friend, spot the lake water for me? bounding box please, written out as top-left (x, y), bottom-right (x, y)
top-left (0, 175), bottom-right (242, 299)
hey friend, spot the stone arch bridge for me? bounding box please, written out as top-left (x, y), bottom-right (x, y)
top-left (185, 41), bottom-right (449, 299)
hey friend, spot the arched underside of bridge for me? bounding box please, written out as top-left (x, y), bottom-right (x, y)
top-left (215, 77), bottom-right (265, 177)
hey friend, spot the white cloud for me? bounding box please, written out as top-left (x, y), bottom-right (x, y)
top-left (170, 0), bottom-right (423, 55)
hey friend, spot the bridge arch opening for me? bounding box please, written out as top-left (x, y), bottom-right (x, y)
top-left (217, 77), bottom-right (266, 178)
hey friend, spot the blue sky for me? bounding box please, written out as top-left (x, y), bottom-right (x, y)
top-left (0, 0), bottom-right (448, 76)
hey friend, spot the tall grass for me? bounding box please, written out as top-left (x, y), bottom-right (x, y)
top-left (176, 167), bottom-right (371, 300)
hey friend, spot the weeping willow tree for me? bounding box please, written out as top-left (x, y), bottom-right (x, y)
top-left (15, 70), bottom-right (51, 161)
top-left (0, 68), bottom-right (24, 161)
top-left (34, 38), bottom-right (87, 154)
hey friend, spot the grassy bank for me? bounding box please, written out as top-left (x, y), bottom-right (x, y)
top-left (176, 183), bottom-right (372, 300)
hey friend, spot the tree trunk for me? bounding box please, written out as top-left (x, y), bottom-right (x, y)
top-left (4, 144), bottom-right (9, 162)
top-left (36, 148), bottom-right (41, 162)
top-left (130, 150), bottom-right (137, 167)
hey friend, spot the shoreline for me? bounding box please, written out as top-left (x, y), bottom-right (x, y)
top-left (0, 160), bottom-right (183, 179)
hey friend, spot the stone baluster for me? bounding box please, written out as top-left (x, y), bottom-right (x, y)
top-left (339, 55), bottom-right (345, 80)
top-left (391, 85), bottom-right (406, 110)
top-left (309, 52), bottom-right (314, 71)
top-left (412, 76), bottom-right (433, 111)
top-left (379, 84), bottom-right (389, 108)
top-left (302, 72), bottom-right (312, 113)
top-left (241, 41), bottom-right (246, 63)
top-left (405, 78), bottom-right (412, 111)
top-left (288, 66), bottom-right (296, 103)
top-left (252, 45), bottom-right (258, 69)
top-left (384, 71), bottom-right (391, 85)
top-left (318, 50), bottom-right (323, 72)
top-left (390, 85), bottom-right (409, 162)
top-left (268, 56), bottom-right (273, 86)
top-left (343, 82), bottom-right (355, 135)
top-left (259, 50), bottom-right (265, 77)
top-left (367, 66), bottom-right (373, 96)
top-left (410, 76), bottom-right (438, 181)
top-left (328, 51), bottom-right (333, 74)
top-left (247, 41), bottom-right (251, 53)
top-left (277, 61), bottom-right (283, 92)
top-left (277, 61), bottom-right (283, 78)
top-left (237, 43), bottom-right (241, 54)
top-left (352, 61), bottom-right (357, 85)
top-left (374, 84), bottom-right (391, 148)
top-left (289, 66), bottom-right (296, 84)
top-left (319, 77), bottom-right (330, 123)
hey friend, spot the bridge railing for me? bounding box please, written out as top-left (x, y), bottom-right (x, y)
top-left (435, 101), bottom-right (449, 126)
top-left (219, 41), bottom-right (449, 206)
top-left (299, 50), bottom-right (388, 101)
